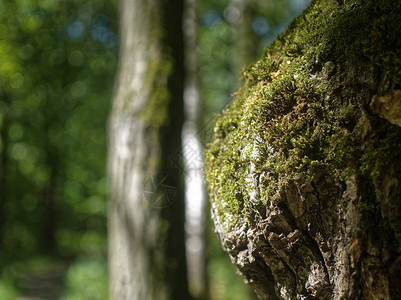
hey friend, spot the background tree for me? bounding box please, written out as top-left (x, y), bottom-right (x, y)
top-left (205, 0), bottom-right (401, 299)
top-left (107, 0), bottom-right (189, 299)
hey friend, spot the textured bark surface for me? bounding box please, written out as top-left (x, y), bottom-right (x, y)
top-left (108, 0), bottom-right (188, 299)
top-left (205, 1), bottom-right (401, 299)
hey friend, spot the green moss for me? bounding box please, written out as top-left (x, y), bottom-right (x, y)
top-left (141, 58), bottom-right (172, 127)
top-left (205, 0), bottom-right (401, 232)
top-left (364, 2), bottom-right (401, 83)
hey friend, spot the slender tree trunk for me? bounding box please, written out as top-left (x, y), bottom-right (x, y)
top-left (183, 1), bottom-right (210, 299)
top-left (0, 93), bottom-right (9, 241)
top-left (205, 0), bottom-right (401, 299)
top-left (108, 0), bottom-right (189, 299)
top-left (41, 166), bottom-right (58, 253)
top-left (40, 114), bottom-right (60, 253)
top-left (233, 0), bottom-right (259, 74)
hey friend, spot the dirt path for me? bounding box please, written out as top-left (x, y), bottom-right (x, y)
top-left (16, 260), bottom-right (72, 300)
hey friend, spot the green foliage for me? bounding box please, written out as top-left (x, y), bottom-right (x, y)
top-left (0, 0), bottom-right (117, 296)
top-left (61, 256), bottom-right (108, 300)
top-left (206, 225), bottom-right (256, 300)
top-left (207, 252), bottom-right (254, 300)
top-left (0, 0), bottom-right (116, 251)
top-left (0, 279), bottom-right (20, 300)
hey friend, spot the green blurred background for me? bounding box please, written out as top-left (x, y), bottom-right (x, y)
top-left (0, 0), bottom-right (309, 299)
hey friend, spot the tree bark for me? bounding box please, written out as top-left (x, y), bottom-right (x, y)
top-left (108, 0), bottom-right (189, 299)
top-left (0, 92), bottom-right (9, 241)
top-left (205, 0), bottom-right (401, 299)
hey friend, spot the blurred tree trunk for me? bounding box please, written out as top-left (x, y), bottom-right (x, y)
top-left (233, 0), bottom-right (259, 75)
top-left (41, 136), bottom-right (59, 253)
top-left (205, 0), bottom-right (401, 299)
top-left (182, 1), bottom-right (210, 299)
top-left (41, 164), bottom-right (58, 253)
top-left (0, 93), bottom-right (8, 240)
top-left (108, 0), bottom-right (189, 299)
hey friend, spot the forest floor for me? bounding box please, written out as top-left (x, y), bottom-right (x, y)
top-left (16, 260), bottom-right (72, 300)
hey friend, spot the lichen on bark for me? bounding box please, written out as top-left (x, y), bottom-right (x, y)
top-left (205, 0), bottom-right (401, 299)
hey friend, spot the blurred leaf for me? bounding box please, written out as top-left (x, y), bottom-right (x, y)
top-left (0, 279), bottom-right (20, 300)
top-left (61, 257), bottom-right (108, 300)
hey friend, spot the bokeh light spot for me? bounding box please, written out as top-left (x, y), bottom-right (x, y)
top-left (224, 5), bottom-right (242, 25)
top-left (8, 122), bottom-right (24, 141)
top-left (50, 48), bottom-right (65, 65)
top-left (38, 0), bottom-right (59, 11)
top-left (252, 17), bottom-right (269, 36)
top-left (10, 142), bottom-right (28, 160)
top-left (91, 23), bottom-right (117, 48)
top-left (18, 44), bottom-right (34, 60)
top-left (67, 20), bottom-right (84, 39)
top-left (33, 164), bottom-right (51, 184)
top-left (71, 81), bottom-right (87, 97)
top-left (203, 10), bottom-right (222, 27)
top-left (20, 14), bottom-right (43, 33)
top-left (10, 73), bottom-right (24, 89)
top-left (68, 50), bottom-right (85, 67)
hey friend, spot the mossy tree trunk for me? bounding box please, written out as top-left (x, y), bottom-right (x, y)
top-left (205, 0), bottom-right (401, 299)
top-left (107, 0), bottom-right (189, 299)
